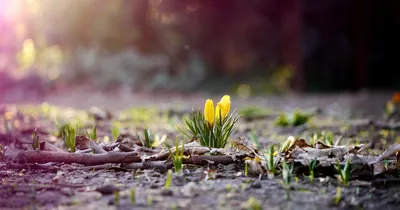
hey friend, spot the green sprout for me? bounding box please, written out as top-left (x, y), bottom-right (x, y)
top-left (241, 197), bottom-right (262, 210)
top-left (90, 125), bottom-right (97, 140)
top-left (225, 184), bottom-right (231, 192)
top-left (244, 161), bottom-right (249, 176)
top-left (165, 169), bottom-right (173, 189)
top-left (266, 144), bottom-right (276, 179)
top-left (275, 110), bottom-right (310, 127)
top-left (137, 129), bottom-right (166, 148)
top-left (32, 128), bottom-right (40, 152)
top-left (114, 190), bottom-right (120, 206)
top-left (61, 124), bottom-right (78, 152)
top-left (335, 159), bottom-right (351, 187)
top-left (308, 159), bottom-right (317, 182)
top-left (281, 161), bottom-right (294, 200)
top-left (146, 194), bottom-right (153, 206)
top-left (111, 121), bottom-right (121, 140)
top-left (166, 140), bottom-right (185, 175)
top-left (334, 187), bottom-right (341, 204)
top-left (309, 131), bottom-right (334, 146)
top-left (130, 188), bottom-right (136, 205)
top-left (321, 130), bottom-right (334, 146)
top-left (139, 129), bottom-right (153, 148)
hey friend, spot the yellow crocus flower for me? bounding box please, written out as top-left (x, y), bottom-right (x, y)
top-left (204, 99), bottom-right (214, 126)
top-left (216, 95), bottom-right (231, 121)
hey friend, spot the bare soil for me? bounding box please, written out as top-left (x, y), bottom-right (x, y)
top-left (1, 87), bottom-right (400, 210)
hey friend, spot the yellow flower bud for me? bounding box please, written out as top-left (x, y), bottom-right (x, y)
top-left (204, 99), bottom-right (214, 126)
top-left (215, 95), bottom-right (231, 122)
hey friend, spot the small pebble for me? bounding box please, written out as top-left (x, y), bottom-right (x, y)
top-left (161, 188), bottom-right (173, 196)
top-left (251, 181), bottom-right (262, 189)
top-left (95, 183), bottom-right (118, 195)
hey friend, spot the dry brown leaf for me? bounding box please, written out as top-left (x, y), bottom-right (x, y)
top-left (287, 138), bottom-right (310, 151)
top-left (315, 141), bottom-right (331, 149)
top-left (245, 159), bottom-right (266, 176)
top-left (76, 135), bottom-right (90, 150)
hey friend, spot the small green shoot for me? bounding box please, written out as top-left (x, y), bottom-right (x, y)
top-left (139, 129), bottom-right (153, 148)
top-left (266, 144), bottom-right (276, 179)
top-left (282, 161), bottom-right (294, 200)
top-left (244, 161), bottom-right (249, 176)
top-left (146, 194), bottom-right (153, 205)
top-left (335, 158), bottom-right (351, 187)
top-left (241, 196), bottom-right (262, 210)
top-left (308, 159), bottom-right (317, 182)
top-left (165, 169), bottom-right (173, 189)
top-left (32, 128), bottom-right (40, 152)
top-left (90, 125), bottom-right (97, 140)
top-left (61, 124), bottom-right (78, 152)
top-left (225, 184), bottom-right (231, 192)
top-left (130, 188), bottom-right (136, 205)
top-left (166, 140), bottom-right (185, 175)
top-left (111, 121), bottom-right (121, 140)
top-left (334, 187), bottom-right (341, 204)
top-left (114, 190), bottom-right (120, 206)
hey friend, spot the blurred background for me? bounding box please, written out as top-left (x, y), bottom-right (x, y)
top-left (1, 0), bottom-right (399, 97)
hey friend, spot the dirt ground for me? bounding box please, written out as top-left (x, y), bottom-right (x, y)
top-left (1, 87), bottom-right (400, 210)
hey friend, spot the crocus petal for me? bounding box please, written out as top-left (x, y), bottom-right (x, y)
top-left (219, 95), bottom-right (231, 119)
top-left (216, 102), bottom-right (229, 122)
top-left (204, 99), bottom-right (214, 126)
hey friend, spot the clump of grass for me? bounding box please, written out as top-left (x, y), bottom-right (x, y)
top-left (165, 169), bottom-right (173, 189)
top-left (239, 106), bottom-right (271, 120)
top-left (308, 159), bottom-right (317, 182)
top-left (180, 110), bottom-right (239, 148)
top-left (137, 129), bottom-right (167, 148)
top-left (32, 128), bottom-right (40, 152)
top-left (275, 109), bottom-right (310, 127)
top-left (309, 130), bottom-right (334, 146)
top-left (179, 95), bottom-right (240, 148)
top-left (335, 158), bottom-right (351, 187)
top-left (281, 161), bottom-right (294, 200)
top-left (60, 124), bottom-right (79, 152)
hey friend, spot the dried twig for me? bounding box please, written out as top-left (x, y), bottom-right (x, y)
top-left (89, 140), bottom-right (107, 154)
top-left (122, 161), bottom-right (172, 171)
top-left (13, 151), bottom-right (141, 165)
